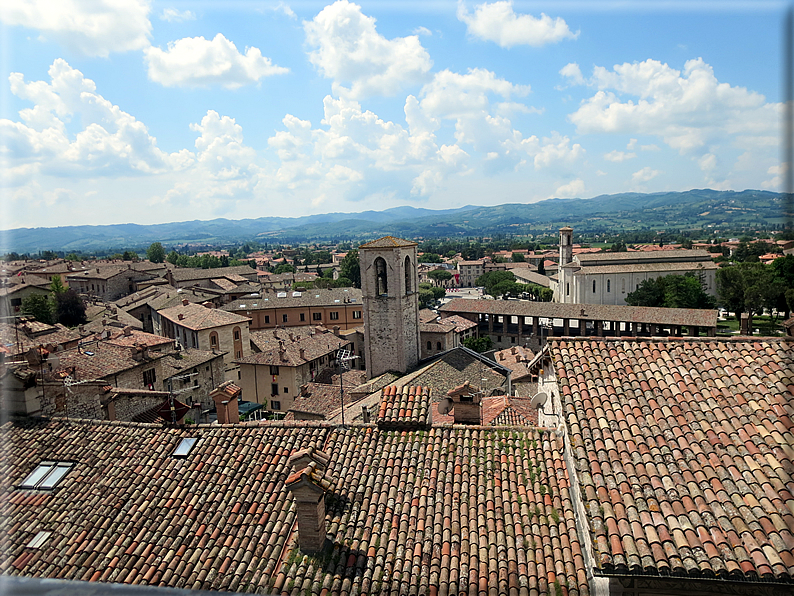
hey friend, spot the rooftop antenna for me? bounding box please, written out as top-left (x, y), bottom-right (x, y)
top-left (336, 346), bottom-right (358, 426)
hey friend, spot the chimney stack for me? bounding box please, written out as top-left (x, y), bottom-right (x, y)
top-left (299, 347), bottom-right (305, 360)
top-left (211, 381), bottom-right (242, 424)
top-left (182, 298), bottom-right (189, 306)
top-left (178, 313), bottom-right (184, 320)
top-left (447, 381), bottom-right (481, 425)
top-left (285, 464), bottom-right (329, 553)
top-left (123, 326), bottom-right (132, 336)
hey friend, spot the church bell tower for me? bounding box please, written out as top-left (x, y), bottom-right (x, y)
top-left (359, 236), bottom-right (420, 379)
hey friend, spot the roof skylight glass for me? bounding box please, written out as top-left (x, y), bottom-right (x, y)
top-left (27, 531), bottom-right (52, 549)
top-left (20, 461), bottom-right (73, 490)
top-left (173, 437), bottom-right (197, 457)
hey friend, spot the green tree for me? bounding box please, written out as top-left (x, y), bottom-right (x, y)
top-left (463, 336), bottom-right (493, 353)
top-left (537, 260), bottom-right (546, 276)
top-left (418, 252), bottom-right (442, 263)
top-left (166, 251), bottom-right (180, 265)
top-left (22, 294), bottom-right (54, 324)
top-left (49, 276), bottom-right (67, 296)
top-left (339, 250), bottom-right (361, 288)
top-left (717, 263), bottom-right (774, 317)
top-left (476, 271), bottom-right (515, 296)
top-left (428, 269), bottom-right (453, 286)
top-left (418, 283), bottom-right (436, 309)
top-left (65, 252), bottom-right (81, 261)
top-left (627, 274), bottom-right (715, 310)
top-left (274, 263), bottom-right (296, 274)
top-left (55, 289), bottom-right (87, 327)
top-left (147, 242), bottom-right (166, 263)
top-left (511, 252), bottom-right (525, 263)
top-left (122, 250), bottom-right (138, 261)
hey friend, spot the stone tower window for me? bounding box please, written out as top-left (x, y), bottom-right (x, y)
top-left (375, 257), bottom-right (388, 296)
top-left (404, 256), bottom-right (412, 294)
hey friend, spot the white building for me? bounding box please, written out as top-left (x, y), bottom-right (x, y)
top-left (554, 227), bottom-right (718, 305)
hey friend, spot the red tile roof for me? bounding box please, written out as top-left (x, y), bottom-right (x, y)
top-left (0, 419), bottom-right (589, 595)
top-left (377, 385), bottom-right (431, 429)
top-left (552, 337), bottom-right (794, 584)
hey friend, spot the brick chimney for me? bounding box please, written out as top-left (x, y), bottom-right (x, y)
top-left (447, 381), bottom-right (481, 425)
top-left (299, 347), bottom-right (305, 360)
top-left (286, 449), bottom-right (332, 553)
top-left (123, 326), bottom-right (133, 336)
top-left (182, 298), bottom-right (189, 306)
top-left (211, 381), bottom-right (241, 424)
top-left (178, 313), bottom-right (184, 320)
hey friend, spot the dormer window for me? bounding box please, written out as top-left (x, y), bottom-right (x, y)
top-left (20, 461), bottom-right (73, 490)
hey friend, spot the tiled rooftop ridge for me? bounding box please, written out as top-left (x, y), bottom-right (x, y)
top-left (377, 385), bottom-right (431, 430)
top-left (552, 338), bottom-right (794, 584)
top-left (1, 419), bottom-right (589, 595)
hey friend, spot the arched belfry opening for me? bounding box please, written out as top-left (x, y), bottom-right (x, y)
top-left (375, 257), bottom-right (388, 296)
top-left (404, 255), bottom-right (412, 294)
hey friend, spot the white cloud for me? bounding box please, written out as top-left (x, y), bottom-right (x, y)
top-left (2, 59), bottom-right (193, 180)
top-left (144, 34), bottom-right (288, 89)
top-left (160, 8), bottom-right (195, 22)
top-left (457, 0), bottom-right (578, 48)
top-left (641, 144), bottom-right (660, 151)
top-left (303, 0), bottom-right (432, 99)
top-left (414, 26), bottom-right (432, 36)
top-left (272, 2), bottom-right (296, 18)
top-left (698, 153), bottom-right (717, 172)
top-left (559, 62), bottom-right (584, 85)
top-left (604, 150), bottom-right (636, 162)
top-left (626, 138), bottom-right (637, 150)
top-left (632, 166), bottom-right (660, 183)
top-left (0, 0), bottom-right (151, 57)
top-left (553, 178), bottom-right (585, 198)
top-left (568, 58), bottom-right (781, 156)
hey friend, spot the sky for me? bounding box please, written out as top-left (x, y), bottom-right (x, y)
top-left (0, 0), bottom-right (788, 230)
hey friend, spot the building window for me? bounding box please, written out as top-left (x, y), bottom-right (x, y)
top-left (330, 312), bottom-right (339, 320)
top-left (300, 313), bottom-right (305, 322)
top-left (352, 311), bottom-right (361, 319)
top-left (593, 280), bottom-right (597, 293)
top-left (427, 341), bottom-right (432, 350)
top-left (313, 312), bottom-right (322, 321)
top-left (404, 256), bottom-right (413, 294)
top-left (271, 400), bottom-right (281, 410)
top-left (271, 383), bottom-right (279, 396)
top-left (436, 341), bottom-right (442, 350)
top-left (511, 336), bottom-right (516, 344)
top-left (283, 386), bottom-right (289, 393)
top-left (497, 336), bottom-right (502, 343)
top-left (270, 366), bottom-right (279, 375)
top-left (375, 257), bottom-right (388, 295)
top-left (234, 327), bottom-right (241, 340)
top-left (236, 350), bottom-right (242, 358)
top-left (265, 315), bottom-right (270, 324)
top-left (26, 531), bottom-right (52, 549)
top-left (20, 462), bottom-right (73, 490)
top-left (173, 438), bottom-right (197, 457)
top-left (210, 332), bottom-right (218, 347)
top-left (282, 314), bottom-right (288, 323)
top-left (607, 279), bottom-right (611, 293)
top-left (143, 369), bottom-right (156, 386)
top-left (566, 283), bottom-right (569, 296)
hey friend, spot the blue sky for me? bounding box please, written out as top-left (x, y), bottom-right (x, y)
top-left (0, 0), bottom-right (787, 229)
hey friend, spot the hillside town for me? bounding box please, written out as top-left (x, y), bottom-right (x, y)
top-left (1, 230), bottom-right (793, 596)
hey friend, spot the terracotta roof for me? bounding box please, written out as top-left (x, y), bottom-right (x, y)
top-left (552, 337), bottom-right (794, 584)
top-left (52, 342), bottom-right (165, 381)
top-left (570, 261), bottom-right (718, 275)
top-left (224, 288), bottom-right (362, 312)
top-left (493, 346), bottom-right (534, 379)
top-left (0, 419), bottom-right (589, 595)
top-left (237, 329), bottom-right (349, 367)
top-left (359, 235), bottom-right (417, 248)
top-left (169, 265), bottom-right (257, 283)
top-left (574, 249), bottom-right (713, 264)
top-left (377, 385), bottom-right (431, 429)
top-left (209, 278), bottom-right (238, 291)
top-left (160, 349), bottom-right (224, 380)
top-left (431, 395), bottom-right (539, 427)
top-left (287, 383), bottom-right (345, 418)
top-left (440, 297), bottom-right (718, 328)
top-left (103, 329), bottom-right (175, 350)
top-left (158, 303), bottom-right (250, 331)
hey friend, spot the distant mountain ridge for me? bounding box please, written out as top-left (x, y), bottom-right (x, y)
top-left (2, 189), bottom-right (787, 253)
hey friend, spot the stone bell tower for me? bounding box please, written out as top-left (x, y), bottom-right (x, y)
top-left (359, 236), bottom-right (420, 379)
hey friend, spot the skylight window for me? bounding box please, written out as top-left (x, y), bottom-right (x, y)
top-left (20, 462), bottom-right (73, 490)
top-left (27, 531), bottom-right (52, 549)
top-left (173, 437), bottom-right (197, 457)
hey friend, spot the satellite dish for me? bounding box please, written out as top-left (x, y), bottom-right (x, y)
top-left (437, 398), bottom-right (453, 415)
top-left (530, 392), bottom-right (548, 409)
